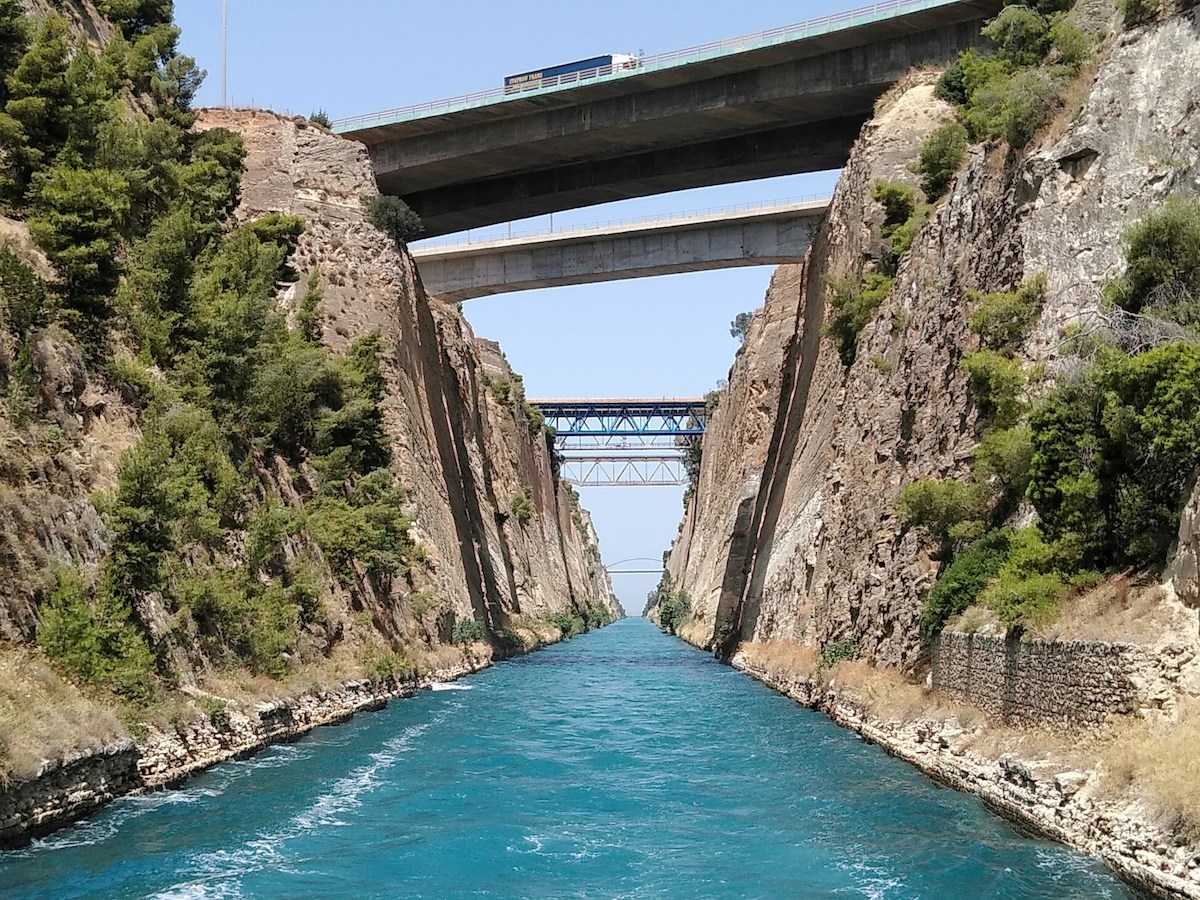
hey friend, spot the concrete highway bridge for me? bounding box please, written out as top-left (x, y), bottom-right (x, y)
top-left (335, 0), bottom-right (1003, 236)
top-left (410, 198), bottom-right (828, 301)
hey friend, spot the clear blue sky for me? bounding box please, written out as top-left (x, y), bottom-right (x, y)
top-left (174, 1), bottom-right (859, 614)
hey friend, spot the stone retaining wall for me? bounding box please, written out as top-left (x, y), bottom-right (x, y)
top-left (0, 741), bottom-right (140, 847)
top-left (931, 633), bottom-right (1144, 725)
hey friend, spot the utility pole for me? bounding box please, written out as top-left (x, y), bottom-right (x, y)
top-left (221, 0), bottom-right (228, 107)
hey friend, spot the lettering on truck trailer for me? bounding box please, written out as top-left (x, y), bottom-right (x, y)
top-left (503, 54), bottom-right (638, 93)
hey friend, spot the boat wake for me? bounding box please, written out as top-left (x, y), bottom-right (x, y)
top-left (151, 705), bottom-right (457, 899)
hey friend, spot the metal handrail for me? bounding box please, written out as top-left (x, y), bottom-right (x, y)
top-left (332, 0), bottom-right (961, 131)
top-left (410, 195), bottom-right (831, 251)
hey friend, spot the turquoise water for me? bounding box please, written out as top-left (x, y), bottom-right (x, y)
top-left (1, 619), bottom-right (1134, 899)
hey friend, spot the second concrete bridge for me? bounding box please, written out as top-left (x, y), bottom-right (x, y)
top-left (410, 198), bottom-right (829, 301)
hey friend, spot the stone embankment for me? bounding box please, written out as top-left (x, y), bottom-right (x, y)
top-left (931, 632), bottom-right (1199, 726)
top-left (734, 657), bottom-right (1200, 900)
top-left (0, 654), bottom-right (490, 849)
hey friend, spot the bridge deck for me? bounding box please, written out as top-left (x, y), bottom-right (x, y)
top-left (335, 0), bottom-right (1001, 135)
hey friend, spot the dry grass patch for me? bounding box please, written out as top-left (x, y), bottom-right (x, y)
top-left (960, 719), bottom-right (1094, 765)
top-left (676, 618), bottom-right (712, 649)
top-left (1053, 576), bottom-right (1180, 642)
top-left (739, 640), bottom-right (818, 682)
top-left (0, 645), bottom-right (127, 786)
top-left (828, 660), bottom-right (935, 723)
top-left (1098, 700), bottom-right (1200, 838)
top-left (412, 642), bottom-right (483, 677)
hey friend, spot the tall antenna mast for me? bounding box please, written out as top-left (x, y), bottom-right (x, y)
top-left (221, 0), bottom-right (228, 107)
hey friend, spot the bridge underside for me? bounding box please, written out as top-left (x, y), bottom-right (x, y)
top-left (350, 4), bottom-right (1000, 235)
top-left (393, 118), bottom-right (861, 238)
top-left (411, 205), bottom-right (824, 301)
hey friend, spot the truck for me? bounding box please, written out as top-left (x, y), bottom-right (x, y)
top-left (504, 54), bottom-right (638, 93)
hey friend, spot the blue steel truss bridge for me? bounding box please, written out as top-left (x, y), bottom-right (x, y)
top-left (532, 398), bottom-right (707, 487)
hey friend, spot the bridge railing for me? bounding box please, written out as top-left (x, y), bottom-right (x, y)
top-left (332, 0), bottom-right (968, 131)
top-left (410, 195), bottom-right (831, 251)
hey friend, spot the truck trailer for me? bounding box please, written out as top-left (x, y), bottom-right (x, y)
top-left (504, 54), bottom-right (638, 93)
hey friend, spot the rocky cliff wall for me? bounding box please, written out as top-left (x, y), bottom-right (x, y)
top-left (200, 108), bottom-right (619, 641)
top-left (661, 8), bottom-right (1200, 670)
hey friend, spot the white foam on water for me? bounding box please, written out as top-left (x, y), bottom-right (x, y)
top-left (833, 849), bottom-right (911, 899)
top-left (17, 784), bottom-right (226, 855)
top-left (151, 883), bottom-right (244, 900)
top-left (232, 743), bottom-right (309, 771)
top-left (430, 682), bottom-right (472, 691)
top-left (154, 705), bottom-right (454, 897)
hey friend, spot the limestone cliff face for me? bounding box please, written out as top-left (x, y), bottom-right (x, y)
top-left (659, 8), bottom-right (1200, 669)
top-left (192, 108), bottom-right (620, 643)
top-left (0, 108), bottom-right (616, 723)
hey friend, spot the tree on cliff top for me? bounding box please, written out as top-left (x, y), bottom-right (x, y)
top-left (729, 311), bottom-right (752, 344)
top-left (368, 195), bottom-right (424, 245)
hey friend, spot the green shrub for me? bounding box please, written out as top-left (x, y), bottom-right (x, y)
top-left (359, 645), bottom-right (412, 681)
top-left (872, 181), bottom-right (916, 227)
top-left (198, 694), bottom-right (229, 728)
top-left (967, 273), bottom-right (1047, 349)
top-left (309, 109), bottom-right (331, 128)
top-left (296, 270), bottom-right (324, 342)
top-left (965, 67), bottom-right (1060, 149)
top-left (972, 425), bottom-right (1033, 498)
top-left (176, 569), bottom-right (300, 677)
top-left (895, 477), bottom-right (988, 548)
top-left (980, 569), bottom-right (1065, 628)
top-left (0, 0), bottom-right (30, 106)
top-left (490, 377), bottom-right (515, 407)
top-left (982, 5), bottom-right (1051, 68)
top-left (729, 311), bottom-right (752, 344)
top-left (408, 589), bottom-right (440, 617)
top-left (1029, 342), bottom-right (1200, 569)
top-left (658, 588), bottom-right (691, 634)
top-left (37, 568), bottom-right (157, 704)
top-left (547, 611), bottom-right (584, 637)
top-left (922, 529), bottom-right (1012, 634)
top-left (962, 349), bottom-right (1028, 427)
top-left (451, 618), bottom-right (484, 644)
top-left (510, 488), bottom-right (534, 525)
top-left (916, 121), bottom-right (969, 200)
top-left (935, 58), bottom-right (968, 105)
top-left (28, 164), bottom-right (130, 313)
top-left (818, 637), bottom-right (857, 672)
top-left (0, 247), bottom-right (48, 337)
top-left (523, 401), bottom-right (544, 435)
top-left (367, 195), bottom-right (423, 245)
top-left (871, 180), bottom-right (932, 262)
top-left (245, 499), bottom-right (300, 571)
top-left (887, 203), bottom-right (932, 260)
top-left (1106, 197), bottom-right (1200, 321)
top-left (823, 272), bottom-right (895, 366)
top-left (1048, 17), bottom-right (1092, 69)
top-left (306, 488), bottom-right (415, 584)
top-left (1116, 0), bottom-right (1162, 23)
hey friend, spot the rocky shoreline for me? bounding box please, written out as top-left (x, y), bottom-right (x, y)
top-left (732, 657), bottom-right (1200, 900)
top-left (0, 653), bottom-right (492, 849)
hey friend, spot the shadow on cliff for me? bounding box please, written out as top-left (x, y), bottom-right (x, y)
top-left (401, 277), bottom-right (508, 633)
top-left (712, 259), bottom-right (826, 659)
